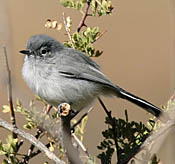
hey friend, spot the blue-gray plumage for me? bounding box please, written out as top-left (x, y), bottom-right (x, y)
top-left (20, 34), bottom-right (162, 117)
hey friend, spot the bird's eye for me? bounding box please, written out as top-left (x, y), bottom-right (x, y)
top-left (40, 48), bottom-right (48, 56)
top-left (41, 49), bottom-right (47, 55)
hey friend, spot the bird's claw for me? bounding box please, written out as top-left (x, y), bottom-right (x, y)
top-left (58, 103), bottom-right (71, 117)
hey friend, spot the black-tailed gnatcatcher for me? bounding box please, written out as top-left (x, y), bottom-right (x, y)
top-left (20, 34), bottom-right (162, 117)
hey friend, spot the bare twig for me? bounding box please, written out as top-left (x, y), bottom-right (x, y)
top-left (16, 140), bottom-right (24, 152)
top-left (3, 46), bottom-right (17, 139)
top-left (77, 0), bottom-right (92, 32)
top-left (44, 104), bottom-right (53, 114)
top-left (0, 118), bottom-right (65, 164)
top-left (30, 142), bottom-right (53, 159)
top-left (23, 129), bottom-right (43, 164)
top-left (72, 133), bottom-right (89, 157)
top-left (98, 97), bottom-right (120, 163)
top-left (62, 12), bottom-right (75, 49)
top-left (94, 30), bottom-right (107, 42)
top-left (71, 107), bottom-right (93, 131)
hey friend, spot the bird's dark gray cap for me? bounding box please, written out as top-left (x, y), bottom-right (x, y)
top-left (27, 34), bottom-right (62, 50)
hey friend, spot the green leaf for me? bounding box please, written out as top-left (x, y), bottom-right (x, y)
top-left (60, 0), bottom-right (86, 10)
top-left (60, 0), bottom-right (74, 8)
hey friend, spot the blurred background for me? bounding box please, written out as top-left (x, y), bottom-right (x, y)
top-left (0, 0), bottom-right (174, 163)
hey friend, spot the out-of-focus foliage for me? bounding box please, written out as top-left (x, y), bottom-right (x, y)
top-left (60, 0), bottom-right (113, 16)
top-left (0, 135), bottom-right (19, 164)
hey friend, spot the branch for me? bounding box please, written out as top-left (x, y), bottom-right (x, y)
top-left (72, 133), bottom-right (90, 157)
top-left (119, 114), bottom-right (173, 163)
top-left (23, 129), bottom-right (43, 164)
top-left (30, 142), bottom-right (53, 159)
top-left (122, 119), bottom-right (174, 164)
top-left (98, 97), bottom-right (120, 163)
top-left (0, 118), bottom-right (65, 164)
top-left (44, 104), bottom-right (53, 114)
top-left (3, 46), bottom-right (17, 139)
top-left (140, 120), bottom-right (174, 151)
top-left (71, 107), bottom-right (93, 131)
top-left (58, 103), bottom-right (82, 164)
top-left (77, 0), bottom-right (92, 32)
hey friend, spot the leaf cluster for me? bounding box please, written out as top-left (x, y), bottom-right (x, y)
top-left (97, 111), bottom-right (155, 163)
top-left (64, 27), bottom-right (103, 57)
top-left (0, 135), bottom-right (19, 164)
top-left (3, 99), bottom-right (36, 130)
top-left (91, 0), bottom-right (113, 16)
top-left (60, 0), bottom-right (113, 16)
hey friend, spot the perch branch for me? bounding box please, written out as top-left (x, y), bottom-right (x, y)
top-left (58, 103), bottom-right (82, 164)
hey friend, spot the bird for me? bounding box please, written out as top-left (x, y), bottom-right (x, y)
top-left (20, 34), bottom-right (162, 117)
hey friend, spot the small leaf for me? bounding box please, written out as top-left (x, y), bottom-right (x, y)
top-left (60, 0), bottom-right (74, 8)
top-left (2, 105), bottom-right (10, 113)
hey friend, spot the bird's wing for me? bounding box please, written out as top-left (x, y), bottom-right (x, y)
top-left (56, 48), bottom-right (116, 89)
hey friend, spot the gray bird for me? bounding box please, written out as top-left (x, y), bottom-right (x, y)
top-left (20, 34), bottom-right (162, 117)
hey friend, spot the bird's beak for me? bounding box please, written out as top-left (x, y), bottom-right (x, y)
top-left (19, 50), bottom-right (31, 55)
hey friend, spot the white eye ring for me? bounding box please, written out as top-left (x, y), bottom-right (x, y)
top-left (41, 49), bottom-right (47, 55)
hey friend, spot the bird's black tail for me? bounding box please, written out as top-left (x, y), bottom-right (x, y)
top-left (118, 87), bottom-right (162, 117)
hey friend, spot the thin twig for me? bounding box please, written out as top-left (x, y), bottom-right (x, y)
top-left (16, 140), bottom-right (24, 152)
top-left (30, 142), bottom-right (52, 159)
top-left (0, 118), bottom-right (65, 164)
top-left (77, 0), bottom-right (92, 32)
top-left (94, 30), bottom-right (107, 42)
top-left (44, 104), bottom-right (52, 114)
top-left (72, 133), bottom-right (89, 157)
top-left (98, 97), bottom-right (120, 163)
top-left (62, 12), bottom-right (75, 49)
top-left (71, 107), bottom-right (93, 131)
top-left (23, 129), bottom-right (43, 164)
top-left (3, 46), bottom-right (17, 139)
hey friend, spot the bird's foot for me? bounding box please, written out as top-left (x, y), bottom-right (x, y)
top-left (58, 103), bottom-right (79, 119)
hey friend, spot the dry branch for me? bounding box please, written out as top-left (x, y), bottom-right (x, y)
top-left (0, 118), bottom-right (65, 164)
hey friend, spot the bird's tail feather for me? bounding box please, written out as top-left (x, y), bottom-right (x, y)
top-left (118, 88), bottom-right (162, 117)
